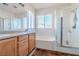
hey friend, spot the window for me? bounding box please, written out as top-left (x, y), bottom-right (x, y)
top-left (45, 15), bottom-right (52, 28)
top-left (22, 17), bottom-right (27, 29)
top-left (28, 11), bottom-right (34, 29)
top-left (11, 18), bottom-right (22, 30)
top-left (28, 13), bottom-right (32, 28)
top-left (4, 18), bottom-right (11, 30)
top-left (37, 14), bottom-right (52, 28)
top-left (0, 18), bottom-right (4, 31)
top-left (37, 16), bottom-right (44, 28)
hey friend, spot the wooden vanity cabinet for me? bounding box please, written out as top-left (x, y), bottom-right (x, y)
top-left (0, 32), bottom-right (36, 56)
top-left (17, 33), bottom-right (36, 55)
top-left (0, 37), bottom-right (17, 56)
top-left (17, 34), bottom-right (28, 56)
top-left (28, 33), bottom-right (35, 53)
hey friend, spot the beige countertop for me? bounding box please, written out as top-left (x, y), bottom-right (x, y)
top-left (0, 29), bottom-right (35, 40)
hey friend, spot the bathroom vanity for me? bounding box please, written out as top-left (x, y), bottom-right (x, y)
top-left (0, 30), bottom-right (35, 56)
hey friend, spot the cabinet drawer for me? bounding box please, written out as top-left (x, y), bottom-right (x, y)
top-left (18, 35), bottom-right (28, 47)
top-left (18, 44), bottom-right (28, 56)
top-left (17, 34), bottom-right (28, 56)
top-left (18, 40), bottom-right (28, 47)
top-left (18, 35), bottom-right (28, 42)
top-left (29, 33), bottom-right (35, 36)
top-left (29, 36), bottom-right (35, 39)
top-left (29, 33), bottom-right (35, 39)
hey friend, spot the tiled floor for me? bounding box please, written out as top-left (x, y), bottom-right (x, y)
top-left (32, 48), bottom-right (78, 56)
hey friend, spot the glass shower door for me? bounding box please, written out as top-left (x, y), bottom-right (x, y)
top-left (62, 8), bottom-right (79, 48)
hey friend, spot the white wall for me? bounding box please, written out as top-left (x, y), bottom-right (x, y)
top-left (36, 4), bottom-right (79, 55)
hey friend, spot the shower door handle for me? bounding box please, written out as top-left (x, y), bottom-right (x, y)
top-left (61, 17), bottom-right (63, 46)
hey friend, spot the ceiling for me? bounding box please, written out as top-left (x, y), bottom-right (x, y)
top-left (0, 3), bottom-right (70, 14)
top-left (0, 3), bottom-right (26, 14)
top-left (30, 3), bottom-right (65, 10)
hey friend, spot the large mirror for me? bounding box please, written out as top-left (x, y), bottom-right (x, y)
top-left (0, 17), bottom-right (28, 32)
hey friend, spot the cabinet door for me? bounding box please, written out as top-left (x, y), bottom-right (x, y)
top-left (18, 35), bottom-right (28, 56)
top-left (28, 33), bottom-right (35, 53)
top-left (0, 37), bottom-right (17, 56)
top-left (9, 37), bottom-right (17, 56)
